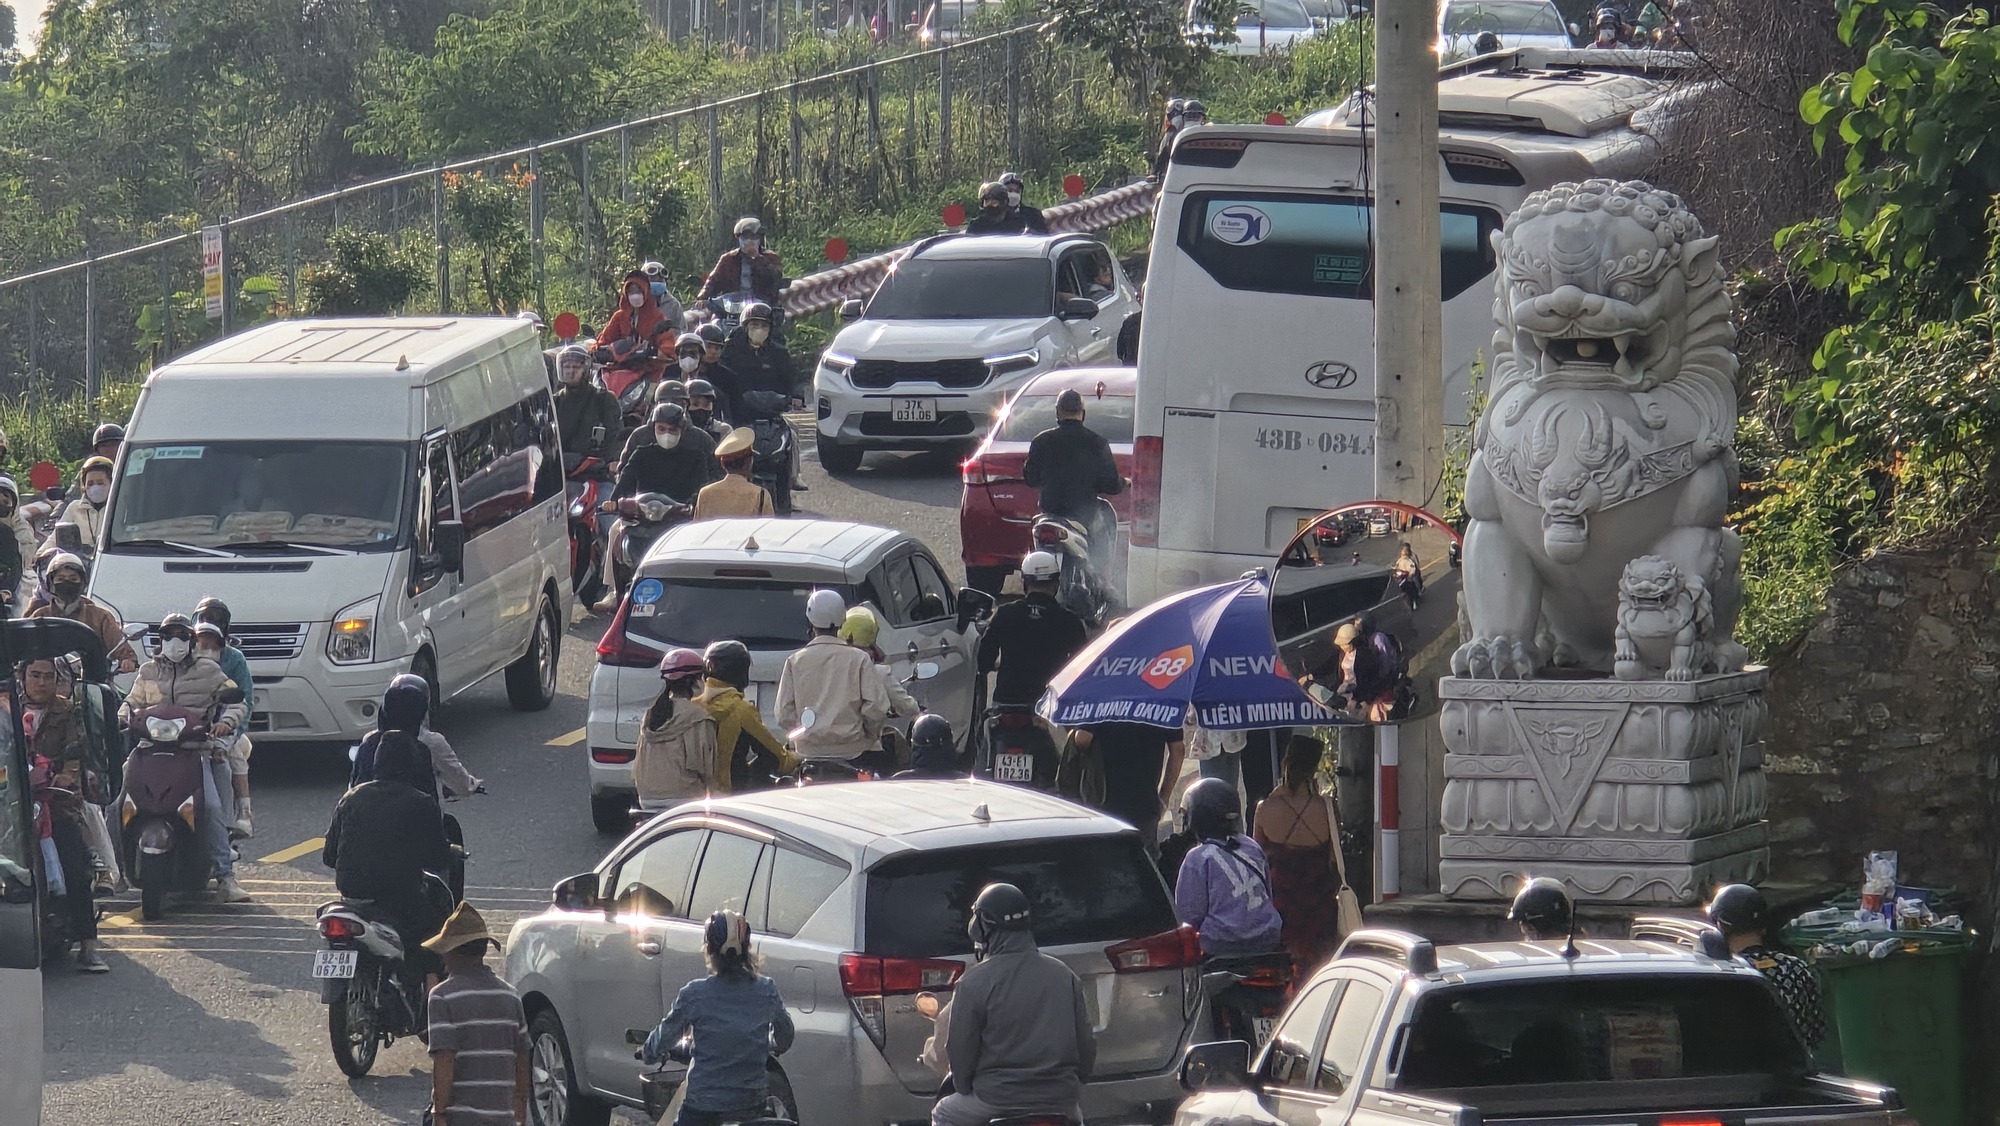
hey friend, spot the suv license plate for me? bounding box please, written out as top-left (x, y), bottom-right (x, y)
top-left (994, 752), bottom-right (1034, 783)
top-left (1253, 1016), bottom-right (1275, 1046)
top-left (313, 950), bottom-right (358, 979)
top-left (892, 398), bottom-right (938, 423)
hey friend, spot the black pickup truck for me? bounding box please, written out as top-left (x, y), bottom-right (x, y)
top-left (1175, 926), bottom-right (1900, 1126)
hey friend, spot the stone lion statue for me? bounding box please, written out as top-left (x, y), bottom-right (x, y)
top-left (1452, 179), bottom-right (1745, 679)
top-left (1613, 556), bottom-right (1746, 681)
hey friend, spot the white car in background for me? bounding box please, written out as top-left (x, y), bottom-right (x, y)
top-left (1191, 0), bottom-right (1351, 55)
top-left (1437, 0), bottom-right (1577, 56)
top-left (814, 234), bottom-right (1136, 474)
top-left (584, 518), bottom-right (994, 831)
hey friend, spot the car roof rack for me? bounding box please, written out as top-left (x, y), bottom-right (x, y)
top-left (1630, 915), bottom-right (1732, 960)
top-left (1335, 928), bottom-right (1438, 976)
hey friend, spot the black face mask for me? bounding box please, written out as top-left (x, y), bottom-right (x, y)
top-left (51, 580), bottom-right (83, 600)
top-left (688, 409), bottom-right (714, 428)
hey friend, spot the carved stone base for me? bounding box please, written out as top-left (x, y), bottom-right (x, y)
top-left (1438, 669), bottom-right (1770, 905)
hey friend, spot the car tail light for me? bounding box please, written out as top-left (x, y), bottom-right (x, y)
top-left (319, 915), bottom-right (364, 941)
top-left (1034, 523), bottom-right (1066, 544)
top-left (962, 457), bottom-right (988, 486)
top-left (595, 599), bottom-right (657, 668)
top-left (1105, 925), bottom-right (1202, 973)
top-left (1239, 962), bottom-right (1293, 989)
top-left (591, 746), bottom-right (636, 764)
top-left (995, 711), bottom-right (1032, 730)
top-left (840, 953), bottom-right (964, 1049)
top-left (1131, 435), bottom-right (1163, 547)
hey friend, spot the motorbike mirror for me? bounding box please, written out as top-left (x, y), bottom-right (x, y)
top-left (1568, 20), bottom-right (1581, 34)
top-left (912, 661), bottom-right (941, 681)
top-left (551, 871), bottom-right (603, 913)
top-left (53, 523), bottom-right (83, 553)
top-left (1179, 1040), bottom-right (1253, 1092)
top-left (955, 588), bottom-right (996, 632)
top-left (838, 299), bottom-right (864, 322)
top-left (347, 744), bottom-right (359, 763)
top-left (1268, 501), bottom-right (1462, 727)
top-left (434, 520), bottom-right (467, 575)
top-left (1058, 297), bottom-right (1100, 321)
top-left (216, 686), bottom-right (245, 706)
top-left (788, 707), bottom-right (818, 743)
top-left (122, 622), bottom-right (150, 640)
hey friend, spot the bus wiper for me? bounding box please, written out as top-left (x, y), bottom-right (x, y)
top-left (109, 539), bottom-right (239, 558)
top-left (229, 540), bottom-right (358, 557)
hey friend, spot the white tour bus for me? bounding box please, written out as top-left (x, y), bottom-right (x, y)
top-left (90, 317), bottom-right (574, 742)
top-left (1126, 49), bottom-right (1698, 606)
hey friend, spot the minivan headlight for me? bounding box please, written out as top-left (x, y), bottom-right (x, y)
top-left (328, 595), bottom-right (379, 665)
top-left (984, 348), bottom-right (1042, 378)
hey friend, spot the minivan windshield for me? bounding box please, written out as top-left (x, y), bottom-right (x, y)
top-left (1443, 0), bottom-right (1564, 34)
top-left (866, 257), bottom-right (1055, 320)
top-left (107, 441), bottom-right (408, 554)
top-left (627, 578), bottom-right (861, 650)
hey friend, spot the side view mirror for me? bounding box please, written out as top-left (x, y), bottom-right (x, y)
top-left (912, 661), bottom-right (940, 681)
top-left (956, 588), bottom-right (996, 632)
top-left (552, 871), bottom-right (603, 913)
top-left (122, 622), bottom-right (150, 641)
top-left (1179, 1040), bottom-right (1252, 1092)
top-left (435, 520), bottom-right (467, 575)
top-left (54, 523), bottom-right (83, 553)
top-left (838, 298), bottom-right (864, 322)
top-left (216, 686), bottom-right (246, 706)
top-left (1058, 297), bottom-right (1100, 321)
top-left (1568, 20), bottom-right (1581, 34)
top-left (789, 707), bottom-right (818, 743)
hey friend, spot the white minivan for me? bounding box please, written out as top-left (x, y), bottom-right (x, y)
top-left (1125, 49), bottom-right (1696, 607)
top-left (90, 317), bottom-right (573, 743)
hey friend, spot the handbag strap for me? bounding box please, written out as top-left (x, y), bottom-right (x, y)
top-left (1322, 794), bottom-right (1352, 887)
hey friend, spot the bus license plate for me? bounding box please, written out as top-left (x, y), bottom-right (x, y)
top-left (1253, 1016), bottom-right (1275, 1045)
top-left (994, 753), bottom-right (1034, 782)
top-left (313, 950), bottom-right (358, 979)
top-left (892, 398), bottom-right (937, 423)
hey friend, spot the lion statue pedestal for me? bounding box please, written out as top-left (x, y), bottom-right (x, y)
top-left (1438, 179), bottom-right (1768, 905)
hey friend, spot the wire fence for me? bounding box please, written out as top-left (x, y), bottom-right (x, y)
top-left (0, 23), bottom-right (1138, 404)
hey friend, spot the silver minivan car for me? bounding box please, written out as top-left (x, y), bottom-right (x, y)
top-left (506, 782), bottom-right (1203, 1126)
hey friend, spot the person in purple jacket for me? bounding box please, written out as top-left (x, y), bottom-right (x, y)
top-left (1172, 777), bottom-right (1284, 956)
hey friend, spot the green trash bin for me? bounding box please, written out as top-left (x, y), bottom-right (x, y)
top-left (1782, 925), bottom-right (1970, 1126)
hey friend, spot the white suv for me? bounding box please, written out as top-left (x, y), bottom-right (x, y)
top-left (814, 233), bottom-right (1136, 473)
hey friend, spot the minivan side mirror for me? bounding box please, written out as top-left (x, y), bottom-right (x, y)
top-left (838, 298), bottom-right (865, 322)
top-left (53, 523), bottom-right (83, 554)
top-left (956, 588), bottom-right (997, 632)
top-left (434, 520), bottom-right (467, 575)
top-left (1058, 297), bottom-right (1100, 321)
top-left (552, 871), bottom-right (602, 913)
top-left (1179, 1040), bottom-right (1252, 1092)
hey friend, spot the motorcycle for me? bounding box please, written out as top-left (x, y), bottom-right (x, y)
top-left (1201, 951), bottom-right (1294, 1048)
top-left (606, 491), bottom-right (693, 601)
top-left (313, 871), bottom-right (457, 1077)
top-left (566, 450), bottom-right (611, 603)
top-left (596, 342), bottom-right (660, 434)
top-left (739, 389), bottom-right (797, 516)
top-left (977, 704), bottom-right (1060, 790)
top-left (1030, 512), bottom-right (1112, 629)
top-left (119, 701), bottom-right (233, 921)
top-left (640, 1037), bottom-right (796, 1125)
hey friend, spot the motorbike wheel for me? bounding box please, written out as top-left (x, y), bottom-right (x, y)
top-left (329, 978), bottom-right (381, 1078)
top-left (771, 464), bottom-right (794, 517)
top-left (139, 852), bottom-right (170, 921)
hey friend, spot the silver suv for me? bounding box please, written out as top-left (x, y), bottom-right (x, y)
top-left (506, 781), bottom-right (1203, 1126)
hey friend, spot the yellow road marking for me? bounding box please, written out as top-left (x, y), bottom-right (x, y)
top-left (546, 727), bottom-right (587, 747)
top-left (258, 837), bottom-right (326, 864)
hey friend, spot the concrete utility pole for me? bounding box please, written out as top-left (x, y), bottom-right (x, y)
top-left (1371, 0), bottom-right (1444, 902)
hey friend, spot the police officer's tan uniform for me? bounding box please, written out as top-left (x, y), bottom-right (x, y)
top-left (692, 428), bottom-right (775, 520)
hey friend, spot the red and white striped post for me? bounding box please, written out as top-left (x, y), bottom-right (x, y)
top-left (1375, 727), bottom-right (1400, 900)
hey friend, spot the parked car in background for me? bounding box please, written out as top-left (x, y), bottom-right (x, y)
top-left (507, 782), bottom-right (1207, 1126)
top-left (1189, 0), bottom-right (1352, 55)
top-left (585, 518), bottom-right (994, 831)
top-left (815, 234), bottom-right (1136, 474)
top-left (1437, 0), bottom-right (1576, 55)
top-left (959, 367), bottom-right (1134, 595)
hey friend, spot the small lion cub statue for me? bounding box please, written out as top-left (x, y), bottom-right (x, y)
top-left (1613, 556), bottom-right (1747, 682)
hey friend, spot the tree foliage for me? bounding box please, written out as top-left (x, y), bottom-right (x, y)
top-left (1041, 0), bottom-right (1232, 102)
top-left (298, 228), bottom-right (428, 314)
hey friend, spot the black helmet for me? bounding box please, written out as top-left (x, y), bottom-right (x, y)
top-left (1167, 97), bottom-right (1188, 116)
top-left (704, 639), bottom-right (752, 688)
top-left (1508, 877), bottom-right (1573, 938)
top-left (194, 595), bottom-right (233, 633)
top-left (697, 322), bottom-right (727, 346)
top-left (1706, 883), bottom-right (1769, 937)
top-left (650, 402), bottom-right (688, 427)
top-left (1182, 99), bottom-right (1208, 121)
top-left (911, 713), bottom-right (954, 751)
top-left (968, 881), bottom-right (1032, 951)
top-left (382, 671), bottom-right (430, 731)
top-left (1179, 776), bottom-right (1241, 841)
top-left (91, 422), bottom-right (125, 447)
top-left (978, 180), bottom-right (1008, 205)
top-left (742, 301), bottom-right (774, 326)
top-left (685, 378), bottom-right (717, 401)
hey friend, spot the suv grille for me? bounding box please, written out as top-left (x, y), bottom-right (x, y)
top-left (849, 358), bottom-right (989, 389)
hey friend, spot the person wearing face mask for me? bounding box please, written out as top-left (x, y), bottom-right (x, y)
top-left (966, 181), bottom-right (1030, 235)
top-left (697, 217), bottom-right (786, 309)
top-left (1153, 98), bottom-right (1187, 180)
top-left (27, 554), bottom-right (138, 671)
top-left (644, 262), bottom-right (686, 329)
top-left (996, 172), bottom-right (1048, 234)
top-left (596, 403), bottom-right (722, 611)
top-left (596, 269), bottom-right (674, 384)
top-left (119, 612), bottom-right (252, 903)
top-left (720, 303), bottom-right (803, 420)
top-left (684, 379), bottom-right (732, 445)
top-left (0, 476), bottom-right (35, 609)
top-left (553, 344), bottom-right (621, 464)
top-left (617, 372), bottom-right (697, 469)
top-left (44, 457), bottom-right (114, 563)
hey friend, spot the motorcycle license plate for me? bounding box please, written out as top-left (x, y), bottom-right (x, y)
top-left (1253, 1016), bottom-right (1276, 1046)
top-left (892, 398), bottom-right (937, 423)
top-left (313, 950), bottom-right (358, 979)
top-left (994, 752), bottom-right (1034, 783)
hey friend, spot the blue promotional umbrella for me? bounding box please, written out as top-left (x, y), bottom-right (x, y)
top-left (1037, 577), bottom-right (1342, 731)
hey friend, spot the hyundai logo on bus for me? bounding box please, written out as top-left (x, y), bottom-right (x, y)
top-left (1304, 361), bottom-right (1359, 390)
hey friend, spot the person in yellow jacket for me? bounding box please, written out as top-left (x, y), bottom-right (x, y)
top-left (694, 639), bottom-right (798, 791)
top-left (692, 428), bottom-right (774, 520)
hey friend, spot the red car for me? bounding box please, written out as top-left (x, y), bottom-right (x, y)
top-left (959, 367), bottom-right (1135, 594)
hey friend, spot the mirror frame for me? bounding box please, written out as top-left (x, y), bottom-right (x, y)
top-left (551, 871), bottom-right (602, 913)
top-left (1178, 1040), bottom-right (1253, 1092)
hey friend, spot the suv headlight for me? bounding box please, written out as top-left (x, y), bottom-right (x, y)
top-left (984, 348), bottom-right (1042, 378)
top-left (328, 595), bottom-right (379, 665)
top-left (818, 351), bottom-right (858, 381)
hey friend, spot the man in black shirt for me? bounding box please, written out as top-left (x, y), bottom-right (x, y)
top-left (606, 402), bottom-right (721, 506)
top-left (977, 551), bottom-right (1089, 707)
top-left (1023, 389), bottom-right (1123, 576)
top-left (1708, 883), bottom-right (1827, 1054)
top-left (997, 172), bottom-right (1048, 234)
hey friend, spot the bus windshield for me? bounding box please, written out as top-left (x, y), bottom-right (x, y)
top-left (106, 441), bottom-right (410, 554)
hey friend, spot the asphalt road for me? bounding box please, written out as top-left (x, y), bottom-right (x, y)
top-left (42, 441), bottom-right (968, 1126)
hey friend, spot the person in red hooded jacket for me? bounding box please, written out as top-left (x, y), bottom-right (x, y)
top-left (596, 269), bottom-right (674, 383)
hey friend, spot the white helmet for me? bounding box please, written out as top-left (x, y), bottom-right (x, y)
top-left (805, 589), bottom-right (848, 629)
top-left (1022, 551), bottom-right (1061, 580)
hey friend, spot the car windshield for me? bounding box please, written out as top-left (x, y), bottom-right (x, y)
top-left (106, 441), bottom-right (408, 553)
top-left (865, 257), bottom-right (1056, 320)
top-left (1443, 0), bottom-right (1564, 34)
top-left (626, 578), bottom-right (860, 650)
top-left (999, 392), bottom-right (1136, 444)
top-left (1401, 976), bottom-right (1809, 1095)
top-left (865, 836), bottom-right (1177, 957)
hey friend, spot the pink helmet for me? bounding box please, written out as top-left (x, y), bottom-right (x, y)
top-left (660, 648), bottom-right (706, 681)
